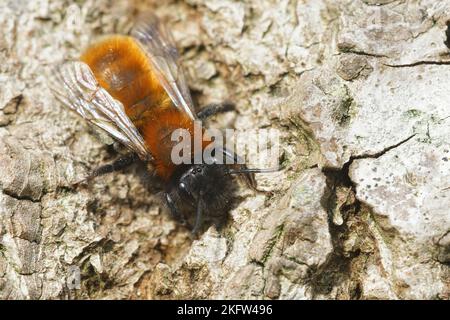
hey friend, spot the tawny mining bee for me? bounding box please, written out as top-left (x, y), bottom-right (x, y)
top-left (50, 14), bottom-right (276, 233)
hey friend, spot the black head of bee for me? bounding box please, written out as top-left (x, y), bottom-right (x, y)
top-left (162, 146), bottom-right (278, 234)
top-left (164, 162), bottom-right (238, 234)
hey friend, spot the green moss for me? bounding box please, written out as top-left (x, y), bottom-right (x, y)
top-left (261, 223), bottom-right (285, 265)
top-left (332, 85), bottom-right (356, 126)
top-left (289, 117), bottom-right (316, 142)
top-left (80, 259), bottom-right (114, 297)
top-left (403, 109), bottom-right (423, 118)
top-left (288, 117), bottom-right (321, 158)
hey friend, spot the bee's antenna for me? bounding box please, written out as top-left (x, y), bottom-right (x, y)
top-left (226, 167), bottom-right (282, 175)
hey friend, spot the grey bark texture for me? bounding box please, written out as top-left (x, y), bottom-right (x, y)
top-left (0, 0), bottom-right (449, 299)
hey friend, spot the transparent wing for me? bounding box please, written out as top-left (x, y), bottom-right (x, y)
top-left (131, 14), bottom-right (197, 120)
top-left (49, 61), bottom-right (153, 161)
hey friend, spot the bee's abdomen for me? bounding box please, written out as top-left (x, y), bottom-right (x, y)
top-left (141, 108), bottom-right (194, 180)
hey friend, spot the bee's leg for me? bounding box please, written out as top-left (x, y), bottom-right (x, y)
top-left (165, 193), bottom-right (186, 225)
top-left (191, 193), bottom-right (204, 235)
top-left (197, 101), bottom-right (235, 120)
top-left (74, 153), bottom-right (139, 186)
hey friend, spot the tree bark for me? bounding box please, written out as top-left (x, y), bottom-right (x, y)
top-left (0, 0), bottom-right (449, 299)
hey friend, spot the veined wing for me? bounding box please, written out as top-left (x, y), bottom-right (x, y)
top-left (131, 14), bottom-right (197, 120)
top-left (49, 61), bottom-right (153, 161)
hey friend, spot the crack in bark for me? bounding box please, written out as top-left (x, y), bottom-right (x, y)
top-left (1, 189), bottom-right (41, 203)
top-left (308, 134), bottom-right (416, 298)
top-left (340, 50), bottom-right (389, 59)
top-left (384, 61), bottom-right (450, 68)
top-left (323, 134), bottom-right (416, 190)
top-left (361, 0), bottom-right (399, 6)
top-left (350, 134), bottom-right (416, 162)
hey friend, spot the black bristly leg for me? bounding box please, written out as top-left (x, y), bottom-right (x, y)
top-left (197, 101), bottom-right (235, 120)
top-left (191, 191), bottom-right (204, 235)
top-left (75, 153), bottom-right (139, 185)
top-left (165, 193), bottom-right (185, 224)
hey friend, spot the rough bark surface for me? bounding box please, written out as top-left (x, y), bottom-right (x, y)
top-left (0, 0), bottom-right (449, 299)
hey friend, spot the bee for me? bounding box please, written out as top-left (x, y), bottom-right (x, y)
top-left (50, 14), bottom-right (275, 233)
